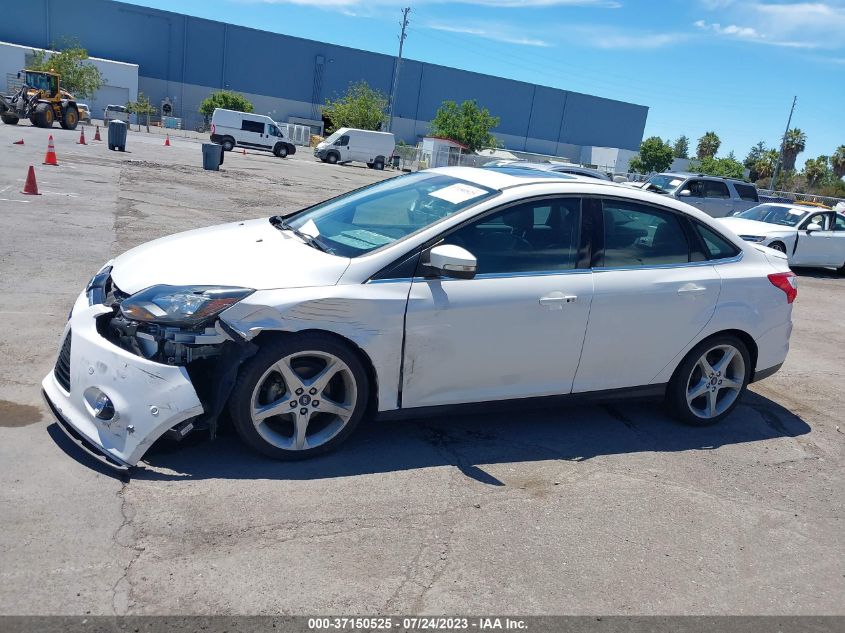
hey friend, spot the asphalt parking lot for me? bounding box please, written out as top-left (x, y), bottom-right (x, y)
top-left (0, 122), bottom-right (842, 616)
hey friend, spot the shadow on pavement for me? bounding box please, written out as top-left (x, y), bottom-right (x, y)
top-left (92, 390), bottom-right (813, 484)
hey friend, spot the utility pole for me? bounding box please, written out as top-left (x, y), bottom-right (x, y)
top-left (770, 95), bottom-right (797, 191)
top-left (387, 7), bottom-right (411, 134)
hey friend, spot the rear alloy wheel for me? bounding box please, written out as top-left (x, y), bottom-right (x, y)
top-left (229, 334), bottom-right (369, 460)
top-left (667, 335), bottom-right (750, 426)
top-left (768, 241), bottom-right (787, 254)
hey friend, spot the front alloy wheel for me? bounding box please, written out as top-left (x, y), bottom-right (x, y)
top-left (229, 334), bottom-right (369, 459)
top-left (668, 335), bottom-right (750, 426)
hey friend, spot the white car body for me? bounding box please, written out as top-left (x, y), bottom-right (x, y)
top-left (719, 203), bottom-right (845, 269)
top-left (43, 167), bottom-right (795, 468)
top-left (314, 128), bottom-right (395, 168)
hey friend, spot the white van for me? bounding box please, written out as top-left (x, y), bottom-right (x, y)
top-left (314, 128), bottom-right (395, 170)
top-left (210, 108), bottom-right (296, 158)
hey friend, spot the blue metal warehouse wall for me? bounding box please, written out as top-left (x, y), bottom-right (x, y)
top-left (2, 0), bottom-right (648, 153)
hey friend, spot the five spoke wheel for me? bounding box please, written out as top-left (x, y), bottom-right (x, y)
top-left (685, 344), bottom-right (745, 419)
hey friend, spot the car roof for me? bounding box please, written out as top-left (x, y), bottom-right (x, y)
top-left (428, 166), bottom-right (596, 189)
top-left (659, 172), bottom-right (750, 184)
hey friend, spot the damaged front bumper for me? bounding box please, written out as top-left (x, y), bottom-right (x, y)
top-left (42, 292), bottom-right (205, 468)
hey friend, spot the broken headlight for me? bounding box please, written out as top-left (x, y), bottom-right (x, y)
top-left (120, 285), bottom-right (253, 327)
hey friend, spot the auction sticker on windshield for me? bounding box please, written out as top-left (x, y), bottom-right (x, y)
top-left (429, 183), bottom-right (489, 205)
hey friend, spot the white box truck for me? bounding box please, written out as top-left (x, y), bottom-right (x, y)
top-left (210, 108), bottom-right (296, 158)
top-left (314, 128), bottom-right (395, 170)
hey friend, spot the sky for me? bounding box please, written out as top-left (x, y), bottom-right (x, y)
top-left (125, 0), bottom-right (844, 168)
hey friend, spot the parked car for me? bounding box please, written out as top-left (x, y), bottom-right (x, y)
top-left (314, 128), bottom-right (395, 169)
top-left (77, 103), bottom-right (91, 124)
top-left (641, 173), bottom-right (759, 217)
top-left (719, 203), bottom-right (845, 273)
top-left (484, 160), bottom-right (612, 181)
top-left (210, 108), bottom-right (296, 158)
top-left (103, 104), bottom-right (129, 126)
top-left (43, 168), bottom-right (795, 469)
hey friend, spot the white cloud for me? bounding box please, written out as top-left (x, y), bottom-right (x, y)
top-left (426, 22), bottom-right (552, 46)
top-left (581, 29), bottom-right (689, 49)
top-left (696, 1), bottom-right (845, 49)
top-left (250, 0), bottom-right (621, 8)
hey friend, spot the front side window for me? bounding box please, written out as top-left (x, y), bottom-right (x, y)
top-left (683, 180), bottom-right (706, 198)
top-left (834, 215), bottom-right (845, 231)
top-left (704, 181), bottom-right (730, 199)
top-left (804, 212), bottom-right (830, 230)
top-left (334, 135), bottom-right (350, 146)
top-left (285, 172), bottom-right (497, 257)
top-left (441, 198), bottom-right (581, 275)
top-left (601, 200), bottom-right (690, 267)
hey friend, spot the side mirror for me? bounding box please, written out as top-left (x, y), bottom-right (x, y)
top-left (678, 189), bottom-right (691, 197)
top-left (426, 244), bottom-right (477, 280)
top-left (806, 222), bottom-right (822, 232)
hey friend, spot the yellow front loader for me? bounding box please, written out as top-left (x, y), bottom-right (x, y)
top-left (0, 70), bottom-right (80, 129)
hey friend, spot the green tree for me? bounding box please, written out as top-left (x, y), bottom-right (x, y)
top-left (428, 99), bottom-right (501, 152)
top-left (199, 90), bottom-right (254, 120)
top-left (753, 149), bottom-right (779, 182)
top-left (29, 40), bottom-right (104, 99)
top-left (126, 92), bottom-right (155, 132)
top-left (744, 141), bottom-right (767, 181)
top-left (321, 81), bottom-right (387, 133)
top-left (689, 156), bottom-right (745, 179)
top-left (696, 131), bottom-right (721, 159)
top-left (802, 155), bottom-right (830, 190)
top-left (671, 135), bottom-right (689, 159)
top-left (781, 128), bottom-right (806, 172)
top-left (831, 145), bottom-right (845, 179)
top-left (628, 136), bottom-right (673, 174)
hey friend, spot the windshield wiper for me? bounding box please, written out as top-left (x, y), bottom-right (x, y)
top-left (270, 216), bottom-right (332, 253)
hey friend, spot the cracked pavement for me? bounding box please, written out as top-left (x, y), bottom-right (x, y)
top-left (0, 123), bottom-right (843, 615)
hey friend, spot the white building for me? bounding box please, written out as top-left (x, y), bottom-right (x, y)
top-left (0, 41), bottom-right (138, 121)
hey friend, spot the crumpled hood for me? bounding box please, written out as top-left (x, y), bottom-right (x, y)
top-left (718, 217), bottom-right (794, 237)
top-left (110, 218), bottom-right (350, 294)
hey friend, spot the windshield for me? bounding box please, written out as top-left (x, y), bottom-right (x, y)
top-left (323, 130), bottom-right (342, 144)
top-left (644, 174), bottom-right (685, 194)
top-left (285, 172), bottom-right (497, 257)
top-left (736, 204), bottom-right (808, 227)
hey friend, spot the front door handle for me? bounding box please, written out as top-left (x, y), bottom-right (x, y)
top-left (678, 283), bottom-right (707, 295)
top-left (539, 293), bottom-right (577, 310)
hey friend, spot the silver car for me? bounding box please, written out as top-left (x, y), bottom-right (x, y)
top-left (641, 173), bottom-right (759, 218)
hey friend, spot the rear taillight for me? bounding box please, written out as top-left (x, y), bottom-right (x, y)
top-left (768, 271), bottom-right (797, 304)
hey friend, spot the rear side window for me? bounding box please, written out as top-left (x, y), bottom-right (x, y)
top-left (601, 200), bottom-right (690, 267)
top-left (704, 181), bottom-right (730, 199)
top-left (695, 224), bottom-right (740, 260)
top-left (241, 120), bottom-right (264, 134)
top-left (734, 183), bottom-right (758, 202)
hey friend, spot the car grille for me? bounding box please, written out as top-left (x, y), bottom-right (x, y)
top-left (54, 332), bottom-right (72, 392)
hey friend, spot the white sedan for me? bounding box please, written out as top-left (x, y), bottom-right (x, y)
top-left (719, 203), bottom-right (845, 274)
top-left (43, 167), bottom-right (796, 469)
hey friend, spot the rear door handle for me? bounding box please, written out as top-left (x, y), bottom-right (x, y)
top-left (678, 283), bottom-right (707, 295)
top-left (539, 293), bottom-right (577, 310)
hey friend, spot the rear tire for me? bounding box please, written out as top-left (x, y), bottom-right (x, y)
top-left (34, 103), bottom-right (54, 128)
top-left (666, 334), bottom-right (751, 426)
top-left (229, 333), bottom-right (370, 460)
top-left (373, 158), bottom-right (385, 170)
top-left (837, 263), bottom-right (845, 277)
top-left (221, 138), bottom-right (234, 152)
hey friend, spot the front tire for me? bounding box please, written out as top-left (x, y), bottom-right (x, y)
top-left (666, 335), bottom-right (750, 426)
top-left (275, 144), bottom-right (288, 158)
top-left (229, 333), bottom-right (370, 460)
top-left (1, 114), bottom-right (19, 125)
top-left (768, 241), bottom-right (787, 254)
top-left (326, 152), bottom-right (339, 165)
top-left (34, 103), bottom-right (54, 128)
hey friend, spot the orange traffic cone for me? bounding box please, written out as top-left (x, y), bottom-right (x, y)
top-left (77, 127), bottom-right (87, 145)
top-left (94, 125), bottom-right (101, 141)
top-left (43, 135), bottom-right (58, 166)
top-left (22, 166), bottom-right (41, 195)
top-left (13, 139), bottom-right (24, 145)
top-left (164, 134), bottom-right (171, 147)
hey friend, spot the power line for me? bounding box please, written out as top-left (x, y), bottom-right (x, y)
top-left (387, 7), bottom-right (411, 133)
top-left (771, 95), bottom-right (797, 189)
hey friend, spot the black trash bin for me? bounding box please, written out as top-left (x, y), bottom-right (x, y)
top-left (202, 143), bottom-right (224, 171)
top-left (108, 120), bottom-right (127, 152)
top-left (391, 155), bottom-right (400, 169)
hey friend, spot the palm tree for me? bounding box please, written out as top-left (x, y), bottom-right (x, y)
top-left (781, 128), bottom-right (807, 172)
top-left (832, 145), bottom-right (845, 179)
top-left (696, 131), bottom-right (721, 159)
top-left (802, 155), bottom-right (829, 190)
top-left (754, 150), bottom-right (779, 181)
